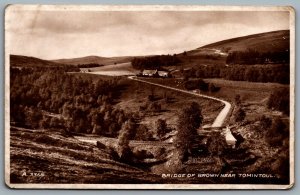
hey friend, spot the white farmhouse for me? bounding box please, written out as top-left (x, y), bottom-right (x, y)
top-left (157, 71), bottom-right (170, 78)
top-left (142, 69), bottom-right (158, 77)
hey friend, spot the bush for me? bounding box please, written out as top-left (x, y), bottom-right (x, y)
top-left (207, 133), bottom-right (228, 156)
top-left (265, 118), bottom-right (289, 147)
top-left (268, 88), bottom-right (289, 115)
top-left (257, 115), bottom-right (272, 131)
top-left (184, 79), bottom-right (208, 91)
top-left (234, 107), bottom-right (246, 122)
top-left (208, 83), bottom-right (220, 92)
top-left (24, 107), bottom-right (43, 129)
top-left (135, 124), bottom-right (153, 141)
top-left (234, 94), bottom-right (241, 105)
top-left (156, 119), bottom-right (168, 139)
top-left (117, 119), bottom-right (136, 161)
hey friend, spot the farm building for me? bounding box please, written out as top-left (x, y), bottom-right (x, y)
top-left (157, 71), bottom-right (170, 78)
top-left (80, 69), bottom-right (90, 73)
top-left (141, 69), bottom-right (170, 77)
top-left (142, 69), bottom-right (158, 77)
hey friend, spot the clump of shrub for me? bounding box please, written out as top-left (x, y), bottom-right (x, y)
top-left (267, 88), bottom-right (289, 115)
top-left (233, 107), bottom-right (246, 122)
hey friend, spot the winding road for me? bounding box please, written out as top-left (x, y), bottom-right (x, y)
top-left (82, 62), bottom-right (231, 127)
top-left (128, 76), bottom-right (231, 128)
top-left (76, 73), bottom-right (232, 146)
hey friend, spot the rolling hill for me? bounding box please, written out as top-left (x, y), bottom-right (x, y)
top-left (10, 30), bottom-right (289, 69)
top-left (186, 30), bottom-right (289, 57)
top-left (10, 55), bottom-right (64, 67)
top-left (52, 55), bottom-right (134, 66)
top-left (174, 30), bottom-right (289, 67)
top-left (10, 54), bottom-right (135, 68)
top-left (202, 30), bottom-right (289, 52)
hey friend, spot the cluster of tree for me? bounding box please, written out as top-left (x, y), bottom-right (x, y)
top-left (139, 101), bottom-right (162, 113)
top-left (226, 49), bottom-right (289, 65)
top-left (257, 115), bottom-right (289, 147)
top-left (267, 88), bottom-right (290, 115)
top-left (117, 119), bottom-right (137, 161)
top-left (11, 67), bottom-right (172, 142)
top-left (232, 94), bottom-right (246, 123)
top-left (183, 79), bottom-right (220, 93)
top-left (184, 79), bottom-right (208, 91)
top-left (184, 64), bottom-right (289, 84)
top-left (254, 115), bottom-right (290, 182)
top-left (174, 102), bottom-right (203, 162)
top-left (11, 65), bottom-right (80, 73)
top-left (207, 132), bottom-right (228, 156)
top-left (131, 55), bottom-right (181, 70)
top-left (116, 118), bottom-right (170, 166)
top-left (76, 63), bottom-right (103, 68)
top-left (156, 119), bottom-right (171, 139)
top-left (10, 68), bottom-right (137, 138)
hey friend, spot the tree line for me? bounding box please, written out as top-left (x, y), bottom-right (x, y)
top-left (183, 64), bottom-right (289, 84)
top-left (226, 49), bottom-right (289, 65)
top-left (11, 65), bottom-right (80, 73)
top-left (131, 55), bottom-right (181, 70)
top-left (76, 63), bottom-right (103, 68)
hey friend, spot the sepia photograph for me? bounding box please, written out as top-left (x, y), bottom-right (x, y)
top-left (4, 5), bottom-right (295, 189)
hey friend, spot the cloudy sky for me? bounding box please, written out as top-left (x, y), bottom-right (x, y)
top-left (6, 7), bottom-right (290, 60)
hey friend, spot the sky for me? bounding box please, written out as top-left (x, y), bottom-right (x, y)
top-left (6, 7), bottom-right (290, 60)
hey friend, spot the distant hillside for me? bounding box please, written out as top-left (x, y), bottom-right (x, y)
top-left (199, 30), bottom-right (289, 53)
top-left (10, 55), bottom-right (63, 67)
top-left (52, 55), bottom-right (134, 65)
top-left (174, 30), bottom-right (289, 67)
top-left (10, 54), bottom-right (135, 68)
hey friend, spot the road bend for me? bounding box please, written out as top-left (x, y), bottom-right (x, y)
top-left (128, 76), bottom-right (231, 128)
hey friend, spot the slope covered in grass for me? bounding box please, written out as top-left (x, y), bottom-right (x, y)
top-left (10, 127), bottom-right (163, 184)
top-left (200, 30), bottom-right (289, 53)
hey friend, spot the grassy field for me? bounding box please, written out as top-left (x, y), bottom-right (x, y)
top-left (115, 77), bottom-right (223, 129)
top-left (201, 30), bottom-right (289, 53)
top-left (203, 78), bottom-right (289, 105)
top-left (80, 62), bottom-right (139, 76)
top-left (138, 77), bottom-right (289, 119)
top-left (203, 78), bottom-right (289, 121)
